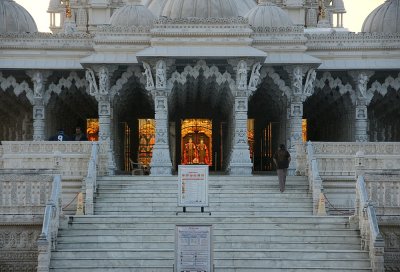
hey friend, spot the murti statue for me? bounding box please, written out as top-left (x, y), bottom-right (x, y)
top-left (183, 137), bottom-right (198, 164)
top-left (197, 139), bottom-right (210, 165)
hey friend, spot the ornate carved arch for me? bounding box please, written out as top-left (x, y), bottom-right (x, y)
top-left (169, 60), bottom-right (236, 91)
top-left (46, 71), bottom-right (87, 104)
top-left (314, 72), bottom-right (355, 103)
top-left (0, 72), bottom-right (33, 103)
top-left (368, 72), bottom-right (400, 104)
top-left (262, 67), bottom-right (291, 98)
top-left (111, 66), bottom-right (144, 96)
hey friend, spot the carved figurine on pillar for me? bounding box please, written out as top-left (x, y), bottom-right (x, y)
top-left (86, 66), bottom-right (117, 175)
top-left (26, 70), bottom-right (52, 141)
top-left (349, 71), bottom-right (374, 142)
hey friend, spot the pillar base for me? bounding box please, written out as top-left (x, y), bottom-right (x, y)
top-left (150, 146), bottom-right (172, 176)
top-left (228, 147), bottom-right (253, 176)
top-left (150, 166), bottom-right (173, 176)
top-left (228, 163), bottom-right (253, 176)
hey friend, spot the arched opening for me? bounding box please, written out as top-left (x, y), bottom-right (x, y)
top-left (369, 87), bottom-right (400, 142)
top-left (0, 72), bottom-right (32, 140)
top-left (169, 65), bottom-right (234, 172)
top-left (305, 73), bottom-right (354, 142)
top-left (113, 69), bottom-right (153, 172)
top-left (46, 72), bottom-right (97, 141)
top-left (249, 80), bottom-right (288, 172)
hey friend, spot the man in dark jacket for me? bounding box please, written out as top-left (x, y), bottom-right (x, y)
top-left (273, 144), bottom-right (291, 192)
top-left (49, 128), bottom-right (69, 141)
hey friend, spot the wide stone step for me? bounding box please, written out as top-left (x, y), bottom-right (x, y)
top-left (55, 241), bottom-right (362, 251)
top-left (66, 215), bottom-right (351, 224)
top-left (94, 194), bottom-right (311, 205)
top-left (94, 211), bottom-right (313, 216)
top-left (93, 203), bottom-right (313, 210)
top-left (214, 258), bottom-right (371, 269)
top-left (50, 257), bottom-right (370, 269)
top-left (51, 249), bottom-right (368, 260)
top-left (57, 229), bottom-right (360, 242)
top-left (50, 268), bottom-right (371, 272)
top-left (96, 188), bottom-right (309, 194)
top-left (93, 206), bottom-right (313, 213)
top-left (214, 268), bottom-right (371, 272)
top-left (57, 226), bottom-right (358, 238)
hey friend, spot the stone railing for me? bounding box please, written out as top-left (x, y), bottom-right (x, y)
top-left (297, 142), bottom-right (400, 178)
top-left (0, 173), bottom-right (53, 216)
top-left (354, 175), bottom-right (385, 272)
top-left (0, 141), bottom-right (103, 177)
top-left (37, 175), bottom-right (62, 272)
top-left (305, 142), bottom-right (323, 214)
top-left (0, 141), bottom-right (108, 214)
top-left (83, 142), bottom-right (99, 215)
top-left (363, 173), bottom-right (400, 217)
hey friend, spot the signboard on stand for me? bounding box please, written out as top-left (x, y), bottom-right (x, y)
top-left (176, 225), bottom-right (212, 272)
top-left (178, 165), bottom-right (209, 207)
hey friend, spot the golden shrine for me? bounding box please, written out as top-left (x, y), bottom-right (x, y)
top-left (181, 119), bottom-right (212, 166)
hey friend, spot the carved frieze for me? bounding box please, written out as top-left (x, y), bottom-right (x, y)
top-left (0, 226), bottom-right (40, 272)
top-left (0, 32), bottom-right (93, 50)
top-left (306, 32), bottom-right (400, 51)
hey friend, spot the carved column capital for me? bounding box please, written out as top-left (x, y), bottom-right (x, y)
top-left (26, 70), bottom-right (52, 102)
top-left (85, 65), bottom-right (118, 101)
top-left (348, 70), bottom-right (375, 104)
top-left (284, 65), bottom-right (317, 102)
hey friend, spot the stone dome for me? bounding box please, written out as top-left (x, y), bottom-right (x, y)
top-left (161, 0), bottom-right (249, 19)
top-left (245, 0), bottom-right (293, 28)
top-left (0, 0), bottom-right (38, 33)
top-left (110, 0), bottom-right (155, 27)
top-left (332, 0), bottom-right (346, 13)
top-left (48, 0), bottom-right (61, 12)
top-left (362, 0), bottom-right (400, 33)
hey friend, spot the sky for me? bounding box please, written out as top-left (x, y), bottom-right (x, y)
top-left (14, 0), bottom-right (385, 33)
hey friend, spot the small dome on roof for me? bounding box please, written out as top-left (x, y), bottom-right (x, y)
top-left (48, 0), bottom-right (61, 12)
top-left (332, 0), bottom-right (346, 13)
top-left (145, 0), bottom-right (256, 17)
top-left (362, 0), bottom-right (400, 33)
top-left (161, 0), bottom-right (240, 19)
top-left (110, 0), bottom-right (155, 27)
top-left (0, 0), bottom-right (38, 33)
top-left (245, 0), bottom-right (293, 28)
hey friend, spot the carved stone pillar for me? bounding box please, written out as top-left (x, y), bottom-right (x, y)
top-left (143, 60), bottom-right (173, 176)
top-left (228, 60), bottom-right (261, 176)
top-left (27, 71), bottom-right (51, 141)
top-left (86, 65), bottom-right (117, 175)
top-left (349, 71), bottom-right (374, 142)
top-left (285, 66), bottom-right (317, 175)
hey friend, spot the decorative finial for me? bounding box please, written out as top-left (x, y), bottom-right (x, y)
top-left (65, 0), bottom-right (72, 19)
top-left (318, 0), bottom-right (327, 20)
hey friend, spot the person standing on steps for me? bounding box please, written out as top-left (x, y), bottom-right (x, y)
top-left (273, 144), bottom-right (291, 193)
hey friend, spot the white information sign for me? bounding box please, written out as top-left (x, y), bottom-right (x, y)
top-left (178, 165), bottom-right (209, 207)
top-left (176, 225), bottom-right (212, 272)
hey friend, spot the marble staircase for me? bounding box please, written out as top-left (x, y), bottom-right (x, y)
top-left (50, 176), bottom-right (372, 272)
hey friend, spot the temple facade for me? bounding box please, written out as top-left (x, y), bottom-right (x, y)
top-left (1, 0), bottom-right (400, 271)
top-left (0, 0), bottom-right (398, 176)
